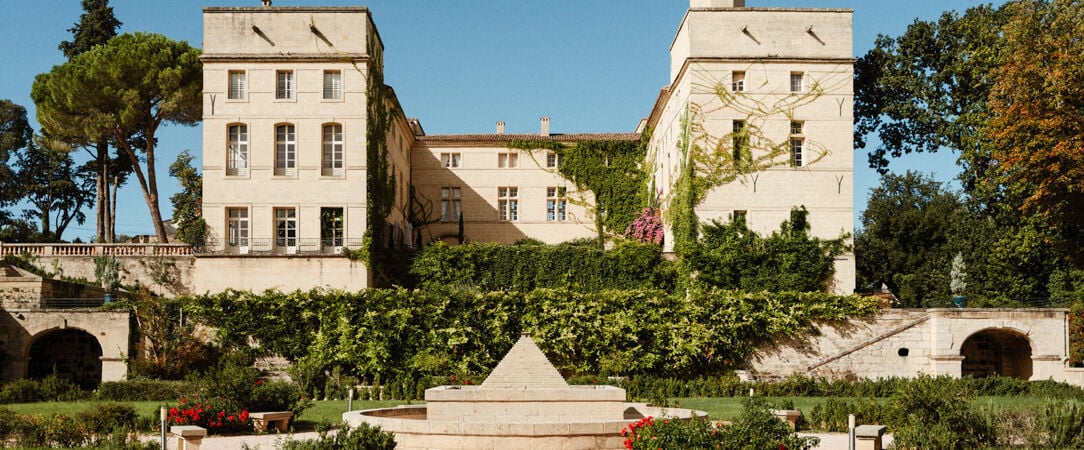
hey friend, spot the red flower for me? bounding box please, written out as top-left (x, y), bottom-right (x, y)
top-left (228, 415), bottom-right (236, 421)
top-left (240, 411), bottom-right (250, 422)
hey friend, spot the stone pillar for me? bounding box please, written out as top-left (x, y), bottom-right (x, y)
top-left (928, 355), bottom-right (964, 377)
top-left (855, 425), bottom-right (886, 450)
top-left (170, 425), bottom-right (207, 450)
top-left (100, 356), bottom-right (127, 382)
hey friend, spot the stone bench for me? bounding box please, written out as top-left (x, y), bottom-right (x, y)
top-left (856, 424), bottom-right (888, 450)
top-left (250, 411), bottom-right (294, 432)
top-left (170, 425), bottom-right (207, 450)
top-left (769, 409), bottom-right (802, 430)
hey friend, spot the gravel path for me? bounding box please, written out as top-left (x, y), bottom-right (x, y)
top-left (162, 430), bottom-right (890, 449)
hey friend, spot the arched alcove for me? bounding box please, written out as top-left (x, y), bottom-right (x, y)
top-left (27, 328), bottom-right (103, 390)
top-left (960, 329), bottom-right (1033, 380)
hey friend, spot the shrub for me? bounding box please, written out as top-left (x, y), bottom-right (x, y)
top-left (251, 380), bottom-right (306, 416)
top-left (98, 379), bottom-right (195, 401)
top-left (274, 423), bottom-right (396, 450)
top-left (808, 397), bottom-right (885, 432)
top-left (886, 375), bottom-right (996, 449)
top-left (167, 393), bottom-right (252, 435)
top-left (75, 403), bottom-right (138, 434)
top-left (1038, 401), bottom-right (1084, 448)
top-left (0, 375), bottom-right (85, 403)
top-left (715, 397), bottom-right (819, 450)
top-left (622, 416), bottom-right (717, 450)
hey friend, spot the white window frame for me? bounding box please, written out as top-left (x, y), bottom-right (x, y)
top-left (732, 71), bottom-right (745, 92)
top-left (790, 139), bottom-right (804, 167)
top-left (276, 70), bottom-right (295, 99)
top-left (321, 207), bottom-right (344, 250)
top-left (227, 124), bottom-right (248, 176)
top-left (546, 187), bottom-right (567, 222)
top-left (441, 187), bottom-right (462, 222)
top-left (323, 70), bottom-right (342, 100)
top-left (441, 153), bottom-right (461, 168)
top-left (275, 124), bottom-right (296, 176)
top-left (790, 72), bottom-right (804, 93)
top-left (322, 124), bottom-right (344, 176)
top-left (498, 152), bottom-right (519, 168)
top-left (227, 208), bottom-right (249, 252)
top-left (275, 207), bottom-right (298, 252)
top-left (545, 152), bottom-right (562, 169)
top-left (498, 187), bottom-right (518, 222)
top-left (228, 70), bottom-right (246, 100)
top-left (732, 120), bottom-right (746, 159)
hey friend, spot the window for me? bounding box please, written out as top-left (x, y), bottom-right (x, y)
top-left (227, 208), bottom-right (249, 248)
top-left (275, 124), bottom-right (296, 176)
top-left (228, 71), bottom-right (246, 100)
top-left (732, 71), bottom-right (745, 92)
top-left (441, 187), bottom-right (461, 222)
top-left (441, 153), bottom-right (461, 168)
top-left (790, 139), bottom-right (804, 167)
top-left (790, 121), bottom-right (804, 167)
top-left (227, 124), bottom-right (248, 176)
top-left (274, 208), bottom-right (297, 250)
top-left (322, 124), bottom-right (343, 176)
top-left (546, 187), bottom-right (567, 222)
top-left (323, 70), bottom-right (342, 100)
top-left (790, 72), bottom-right (803, 92)
top-left (321, 207), bottom-right (344, 248)
top-left (276, 70), bottom-right (294, 99)
top-left (498, 152), bottom-right (518, 168)
top-left (733, 210), bottom-right (747, 223)
top-left (546, 152), bottom-right (562, 168)
top-left (732, 120), bottom-right (747, 159)
top-left (498, 187), bottom-right (518, 222)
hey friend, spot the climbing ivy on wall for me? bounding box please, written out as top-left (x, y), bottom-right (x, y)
top-left (508, 136), bottom-right (649, 240)
top-left (665, 67), bottom-right (839, 256)
top-left (365, 29), bottom-right (400, 285)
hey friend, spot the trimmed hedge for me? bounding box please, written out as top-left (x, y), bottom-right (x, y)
top-left (410, 240), bottom-right (676, 292)
top-left (97, 379), bottom-right (194, 402)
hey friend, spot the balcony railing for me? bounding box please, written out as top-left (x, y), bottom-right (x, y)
top-left (197, 238), bottom-right (365, 256)
top-left (0, 240), bottom-right (365, 258)
top-left (0, 242), bottom-right (193, 257)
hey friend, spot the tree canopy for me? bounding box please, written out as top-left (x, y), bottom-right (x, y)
top-left (59, 0), bottom-right (122, 59)
top-left (0, 100), bottom-right (33, 207)
top-left (33, 32), bottom-right (202, 243)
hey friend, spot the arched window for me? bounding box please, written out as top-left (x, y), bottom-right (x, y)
top-left (322, 124), bottom-right (343, 176)
top-left (227, 124), bottom-right (248, 176)
top-left (275, 124), bottom-right (296, 176)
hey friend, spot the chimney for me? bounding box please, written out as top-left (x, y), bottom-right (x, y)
top-left (496, 121), bottom-right (505, 135)
top-left (262, 0), bottom-right (272, 6)
top-left (540, 117), bottom-right (550, 137)
top-left (690, 0), bottom-right (744, 7)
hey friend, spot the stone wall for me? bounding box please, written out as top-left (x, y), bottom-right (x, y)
top-left (749, 308), bottom-right (1078, 385)
top-left (19, 256), bottom-right (197, 297)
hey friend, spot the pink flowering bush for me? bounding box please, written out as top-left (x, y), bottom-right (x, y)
top-left (625, 207), bottom-right (664, 245)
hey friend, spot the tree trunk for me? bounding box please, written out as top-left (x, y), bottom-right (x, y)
top-left (114, 127), bottom-right (168, 244)
top-left (109, 174), bottom-right (118, 242)
top-left (95, 141), bottom-right (109, 242)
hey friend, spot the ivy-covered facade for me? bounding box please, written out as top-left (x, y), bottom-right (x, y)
top-left (197, 0), bottom-right (855, 292)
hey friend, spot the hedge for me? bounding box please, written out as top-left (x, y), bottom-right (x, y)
top-left (185, 287), bottom-right (877, 382)
top-left (409, 240), bottom-right (676, 292)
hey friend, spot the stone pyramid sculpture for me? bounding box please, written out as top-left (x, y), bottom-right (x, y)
top-left (480, 333), bottom-right (568, 389)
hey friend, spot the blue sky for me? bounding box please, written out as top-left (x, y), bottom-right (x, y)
top-left (0, 0), bottom-right (1001, 240)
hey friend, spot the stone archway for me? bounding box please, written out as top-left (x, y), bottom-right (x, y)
top-left (960, 328), bottom-right (1033, 379)
top-left (27, 328), bottom-right (103, 390)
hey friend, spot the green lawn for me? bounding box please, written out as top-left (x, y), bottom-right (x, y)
top-left (0, 396), bottom-right (1062, 426)
top-left (0, 399), bottom-right (417, 429)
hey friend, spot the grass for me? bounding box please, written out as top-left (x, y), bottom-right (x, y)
top-left (1, 399), bottom-right (419, 428)
top-left (0, 396), bottom-right (1065, 426)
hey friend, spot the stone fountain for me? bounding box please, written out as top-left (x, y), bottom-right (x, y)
top-left (343, 334), bottom-right (705, 449)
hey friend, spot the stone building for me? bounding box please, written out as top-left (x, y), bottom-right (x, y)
top-left (645, 0), bottom-right (855, 292)
top-left (197, 0), bottom-right (855, 293)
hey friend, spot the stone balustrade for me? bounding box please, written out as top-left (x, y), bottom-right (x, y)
top-left (0, 242), bottom-right (193, 257)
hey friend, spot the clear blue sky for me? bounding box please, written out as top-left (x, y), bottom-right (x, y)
top-left (0, 0), bottom-right (1002, 241)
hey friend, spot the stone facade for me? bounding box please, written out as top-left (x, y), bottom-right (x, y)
top-left (194, 0), bottom-right (858, 293)
top-left (645, 3), bottom-right (856, 293)
top-left (749, 308), bottom-right (1079, 385)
